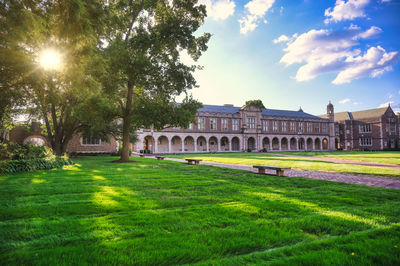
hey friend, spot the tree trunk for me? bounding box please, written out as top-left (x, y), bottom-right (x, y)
top-left (120, 85), bottom-right (133, 162)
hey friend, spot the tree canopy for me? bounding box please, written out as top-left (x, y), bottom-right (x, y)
top-left (245, 100), bottom-right (266, 109)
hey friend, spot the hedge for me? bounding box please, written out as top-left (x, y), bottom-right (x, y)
top-left (0, 157), bottom-right (73, 175)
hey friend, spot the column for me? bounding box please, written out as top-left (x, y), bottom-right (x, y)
top-left (229, 138), bottom-right (232, 152)
top-left (217, 138), bottom-right (221, 152)
top-left (278, 138), bottom-right (282, 151)
top-left (154, 137), bottom-right (158, 153)
top-left (194, 138), bottom-right (197, 152)
top-left (206, 139), bottom-right (209, 152)
top-left (181, 137), bottom-right (184, 152)
top-left (168, 138), bottom-right (171, 153)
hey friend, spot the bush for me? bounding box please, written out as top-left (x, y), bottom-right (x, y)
top-left (0, 155), bottom-right (73, 175)
top-left (0, 142), bottom-right (48, 160)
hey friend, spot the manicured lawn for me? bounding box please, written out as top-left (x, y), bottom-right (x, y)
top-left (281, 151), bottom-right (400, 165)
top-left (1, 157), bottom-right (400, 265)
top-left (169, 152), bottom-right (400, 178)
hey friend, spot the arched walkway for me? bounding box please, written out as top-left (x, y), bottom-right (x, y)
top-left (315, 138), bottom-right (321, 150)
top-left (290, 137), bottom-right (297, 150)
top-left (143, 135), bottom-right (155, 153)
top-left (247, 137), bottom-right (255, 151)
top-left (157, 136), bottom-right (169, 152)
top-left (197, 136), bottom-right (207, 152)
top-left (209, 136), bottom-right (218, 152)
top-left (231, 137), bottom-right (240, 151)
top-left (306, 138), bottom-right (313, 151)
top-left (272, 137), bottom-right (279, 150)
top-left (171, 136), bottom-right (182, 152)
top-left (298, 138), bottom-right (305, 150)
top-left (23, 135), bottom-right (49, 147)
top-left (220, 136), bottom-right (229, 151)
top-left (262, 137), bottom-right (270, 151)
top-left (184, 136), bottom-right (194, 152)
top-left (322, 138), bottom-right (328, 150)
top-left (281, 137), bottom-right (288, 150)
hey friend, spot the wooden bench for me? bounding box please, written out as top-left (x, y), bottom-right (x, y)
top-left (156, 156), bottom-right (164, 160)
top-left (139, 154), bottom-right (145, 158)
top-left (185, 159), bottom-right (202, 165)
top-left (253, 165), bottom-right (291, 177)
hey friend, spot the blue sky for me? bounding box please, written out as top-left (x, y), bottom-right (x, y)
top-left (181, 0), bottom-right (400, 115)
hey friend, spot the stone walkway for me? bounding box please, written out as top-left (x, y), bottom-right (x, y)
top-left (269, 153), bottom-right (400, 170)
top-left (151, 156), bottom-right (400, 190)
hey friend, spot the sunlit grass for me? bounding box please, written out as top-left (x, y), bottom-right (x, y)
top-left (0, 157), bottom-right (399, 264)
top-left (168, 152), bottom-right (400, 178)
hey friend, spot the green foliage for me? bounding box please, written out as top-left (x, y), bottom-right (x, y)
top-left (0, 156), bottom-right (399, 264)
top-left (245, 99), bottom-right (266, 109)
top-left (0, 156), bottom-right (72, 175)
top-left (0, 142), bottom-right (49, 160)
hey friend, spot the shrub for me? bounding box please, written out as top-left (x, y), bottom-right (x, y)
top-left (0, 156), bottom-right (73, 175)
top-left (0, 142), bottom-right (48, 160)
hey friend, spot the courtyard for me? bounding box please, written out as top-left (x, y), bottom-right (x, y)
top-left (1, 154), bottom-right (400, 264)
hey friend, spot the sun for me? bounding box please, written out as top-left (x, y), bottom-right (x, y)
top-left (39, 48), bottom-right (62, 71)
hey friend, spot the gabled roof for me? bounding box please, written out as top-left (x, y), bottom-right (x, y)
top-left (319, 107), bottom-right (389, 122)
top-left (198, 104), bottom-right (325, 120)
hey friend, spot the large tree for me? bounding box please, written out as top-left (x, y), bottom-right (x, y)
top-left (0, 0), bottom-right (105, 154)
top-left (100, 0), bottom-right (210, 161)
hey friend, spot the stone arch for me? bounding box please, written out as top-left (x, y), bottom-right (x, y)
top-left (272, 137), bottom-right (279, 150)
top-left (197, 136), bottom-right (207, 152)
top-left (247, 137), bottom-right (255, 151)
top-left (171, 136), bottom-right (182, 152)
top-left (231, 137), bottom-right (240, 151)
top-left (184, 136), bottom-right (195, 152)
top-left (322, 138), bottom-right (328, 150)
top-left (209, 136), bottom-right (218, 152)
top-left (262, 137), bottom-right (270, 150)
top-left (298, 138), bottom-right (305, 150)
top-left (315, 138), bottom-right (321, 150)
top-left (23, 135), bottom-right (49, 147)
top-left (306, 138), bottom-right (313, 151)
top-left (290, 137), bottom-right (297, 150)
top-left (143, 135), bottom-right (155, 153)
top-left (281, 137), bottom-right (288, 150)
top-left (157, 136), bottom-right (169, 153)
top-left (220, 136), bottom-right (229, 151)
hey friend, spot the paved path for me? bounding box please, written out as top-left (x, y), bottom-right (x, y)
top-left (148, 156), bottom-right (400, 190)
top-left (269, 153), bottom-right (400, 170)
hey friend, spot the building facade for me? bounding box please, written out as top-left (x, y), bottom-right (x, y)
top-left (135, 102), bottom-right (336, 153)
top-left (320, 106), bottom-right (399, 150)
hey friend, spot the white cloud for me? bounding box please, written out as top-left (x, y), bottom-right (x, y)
top-left (388, 93), bottom-right (393, 99)
top-left (339, 98), bottom-right (351, 104)
top-left (324, 0), bottom-right (370, 24)
top-left (378, 101), bottom-right (394, 108)
top-left (273, 34), bottom-right (289, 44)
top-left (276, 26), bottom-right (399, 84)
top-left (239, 0), bottom-right (275, 34)
top-left (199, 0), bottom-right (235, 21)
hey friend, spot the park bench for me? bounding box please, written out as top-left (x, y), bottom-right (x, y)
top-left (156, 156), bottom-right (165, 160)
top-left (185, 159), bottom-right (202, 165)
top-left (253, 165), bottom-right (291, 177)
top-left (139, 154), bottom-right (145, 157)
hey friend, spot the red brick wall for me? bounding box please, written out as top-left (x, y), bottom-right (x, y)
top-left (66, 134), bottom-right (118, 153)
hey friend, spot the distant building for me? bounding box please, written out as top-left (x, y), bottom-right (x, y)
top-left (319, 105), bottom-right (399, 150)
top-left (135, 102), bottom-right (336, 153)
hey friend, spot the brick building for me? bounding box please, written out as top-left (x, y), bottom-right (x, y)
top-left (135, 102), bottom-right (336, 153)
top-left (320, 105), bottom-right (399, 150)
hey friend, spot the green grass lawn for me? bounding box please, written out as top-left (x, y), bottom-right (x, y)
top-left (169, 152), bottom-right (400, 178)
top-left (1, 157), bottom-right (400, 265)
top-left (281, 151), bottom-right (400, 165)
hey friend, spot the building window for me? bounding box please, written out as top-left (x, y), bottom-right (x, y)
top-left (315, 123), bottom-right (320, 133)
top-left (322, 123), bottom-right (327, 133)
top-left (221, 119), bottom-right (228, 130)
top-left (210, 118), bottom-right (217, 130)
top-left (282, 121), bottom-right (287, 132)
top-left (197, 117), bottom-right (205, 130)
top-left (232, 119), bottom-right (239, 130)
top-left (290, 122), bottom-right (296, 132)
top-left (390, 123), bottom-right (396, 134)
top-left (359, 124), bottom-right (371, 133)
top-left (299, 122), bottom-right (304, 132)
top-left (273, 121), bottom-right (278, 132)
top-left (248, 117), bottom-right (256, 129)
top-left (359, 138), bottom-right (372, 146)
top-left (263, 120), bottom-right (269, 131)
top-left (307, 123), bottom-right (312, 133)
top-left (82, 133), bottom-right (100, 145)
top-left (188, 123), bottom-right (193, 130)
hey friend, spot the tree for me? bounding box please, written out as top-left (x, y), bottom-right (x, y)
top-left (245, 100), bottom-right (266, 109)
top-left (0, 0), bottom-right (105, 154)
top-left (100, 0), bottom-right (210, 161)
